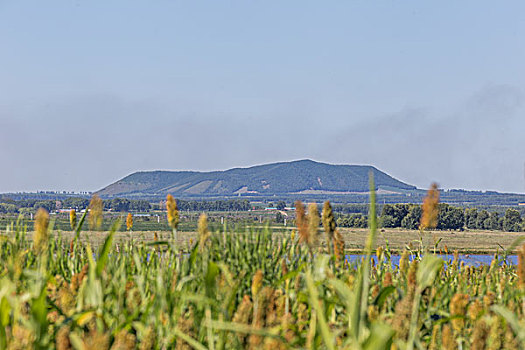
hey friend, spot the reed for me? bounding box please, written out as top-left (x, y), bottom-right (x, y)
top-left (0, 175), bottom-right (522, 349)
top-left (126, 212), bottom-right (133, 232)
top-left (69, 209), bottom-right (77, 231)
top-left (88, 194), bottom-right (103, 230)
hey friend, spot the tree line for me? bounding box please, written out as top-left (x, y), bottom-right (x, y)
top-left (165, 199), bottom-right (252, 212)
top-left (336, 203), bottom-right (524, 232)
top-left (0, 197), bottom-right (252, 214)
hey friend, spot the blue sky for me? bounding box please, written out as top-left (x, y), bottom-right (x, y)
top-left (1, 1), bottom-right (524, 193)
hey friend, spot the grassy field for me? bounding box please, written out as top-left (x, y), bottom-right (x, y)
top-left (341, 228), bottom-right (525, 254)
top-left (16, 227), bottom-right (525, 254)
top-left (5, 207), bottom-right (524, 254)
top-left (2, 197), bottom-right (525, 349)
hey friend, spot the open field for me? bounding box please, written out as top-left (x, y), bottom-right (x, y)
top-left (341, 228), bottom-right (525, 254)
top-left (2, 206), bottom-right (525, 349)
top-left (16, 227), bottom-right (525, 254)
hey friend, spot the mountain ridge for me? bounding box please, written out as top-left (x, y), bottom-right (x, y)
top-left (96, 159), bottom-right (417, 198)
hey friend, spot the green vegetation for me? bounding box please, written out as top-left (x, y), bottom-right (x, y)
top-left (3, 195), bottom-right (525, 235)
top-left (0, 198), bottom-right (252, 214)
top-left (1, 177), bottom-right (525, 349)
top-left (337, 203), bottom-right (525, 232)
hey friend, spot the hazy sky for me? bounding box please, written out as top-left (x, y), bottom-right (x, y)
top-left (1, 1), bottom-right (524, 193)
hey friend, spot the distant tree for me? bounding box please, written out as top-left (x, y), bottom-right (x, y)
top-left (380, 204), bottom-right (395, 226)
top-left (354, 214), bottom-right (368, 228)
top-left (380, 204), bottom-right (410, 228)
top-left (475, 210), bottom-right (490, 229)
top-left (337, 213), bottom-right (368, 228)
top-left (503, 209), bottom-right (522, 232)
top-left (464, 208), bottom-right (478, 229)
top-left (108, 198), bottom-right (131, 212)
top-left (19, 208), bottom-right (32, 216)
top-left (129, 200), bottom-right (151, 211)
top-left (487, 212), bottom-right (503, 230)
top-left (379, 215), bottom-right (396, 228)
top-left (0, 203), bottom-right (17, 214)
top-left (401, 205), bottom-right (422, 230)
top-left (276, 201), bottom-right (286, 210)
top-left (437, 204), bottom-right (464, 230)
top-left (33, 200), bottom-right (56, 213)
top-left (336, 214), bottom-right (358, 228)
top-left (63, 198), bottom-right (89, 210)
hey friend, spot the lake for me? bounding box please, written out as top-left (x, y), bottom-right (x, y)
top-left (345, 254), bottom-right (518, 267)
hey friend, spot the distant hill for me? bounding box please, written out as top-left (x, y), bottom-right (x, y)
top-left (96, 160), bottom-right (417, 198)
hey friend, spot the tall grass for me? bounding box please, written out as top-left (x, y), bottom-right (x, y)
top-left (0, 175), bottom-right (523, 349)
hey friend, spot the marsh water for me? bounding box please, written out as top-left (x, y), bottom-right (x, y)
top-left (345, 254), bottom-right (518, 267)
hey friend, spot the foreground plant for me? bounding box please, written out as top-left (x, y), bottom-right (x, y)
top-left (0, 180), bottom-right (523, 349)
top-left (166, 194), bottom-right (179, 241)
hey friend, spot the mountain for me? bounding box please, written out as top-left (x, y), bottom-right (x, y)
top-left (96, 160), bottom-right (416, 198)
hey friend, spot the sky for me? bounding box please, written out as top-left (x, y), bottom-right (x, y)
top-left (0, 1), bottom-right (524, 193)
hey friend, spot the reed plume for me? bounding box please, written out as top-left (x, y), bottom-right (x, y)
top-left (383, 271), bottom-right (393, 287)
top-left (407, 259), bottom-right (418, 296)
top-left (166, 194), bottom-right (179, 230)
top-left (176, 308), bottom-right (195, 350)
top-left (307, 202), bottom-right (319, 247)
top-left (281, 259), bottom-right (288, 277)
top-left (126, 212), bottom-right (133, 231)
top-left (233, 295), bottom-right (253, 326)
top-left (251, 270), bottom-right (263, 299)
top-left (56, 326), bottom-right (71, 350)
top-left (248, 286), bottom-right (273, 349)
top-left (483, 291), bottom-right (495, 309)
top-left (333, 229), bottom-right (345, 262)
top-left (392, 294), bottom-right (413, 341)
top-left (399, 249), bottom-right (410, 275)
top-left (88, 194), bottom-right (103, 230)
top-left (33, 208), bottom-right (49, 255)
top-left (197, 213), bottom-right (210, 250)
top-left (449, 293), bottom-right (469, 333)
top-left (249, 269), bottom-right (265, 347)
top-left (321, 201), bottom-right (336, 254)
top-left (231, 295), bottom-right (253, 345)
top-left (69, 209), bottom-right (77, 231)
top-left (376, 246), bottom-right (384, 262)
top-left (504, 323), bottom-right (519, 349)
top-left (470, 319), bottom-right (489, 350)
top-left (81, 329), bottom-right (110, 350)
top-left (393, 254), bottom-right (417, 342)
top-left (295, 201), bottom-right (308, 244)
top-left (441, 324), bottom-right (456, 350)
top-left (70, 263), bottom-right (89, 293)
top-left (113, 329), bottom-right (136, 349)
top-left (10, 325), bottom-right (35, 349)
top-left (420, 183), bottom-right (440, 230)
top-left (467, 299), bottom-right (483, 321)
top-left (517, 244), bottom-right (525, 290)
top-left (139, 327), bottom-right (156, 350)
